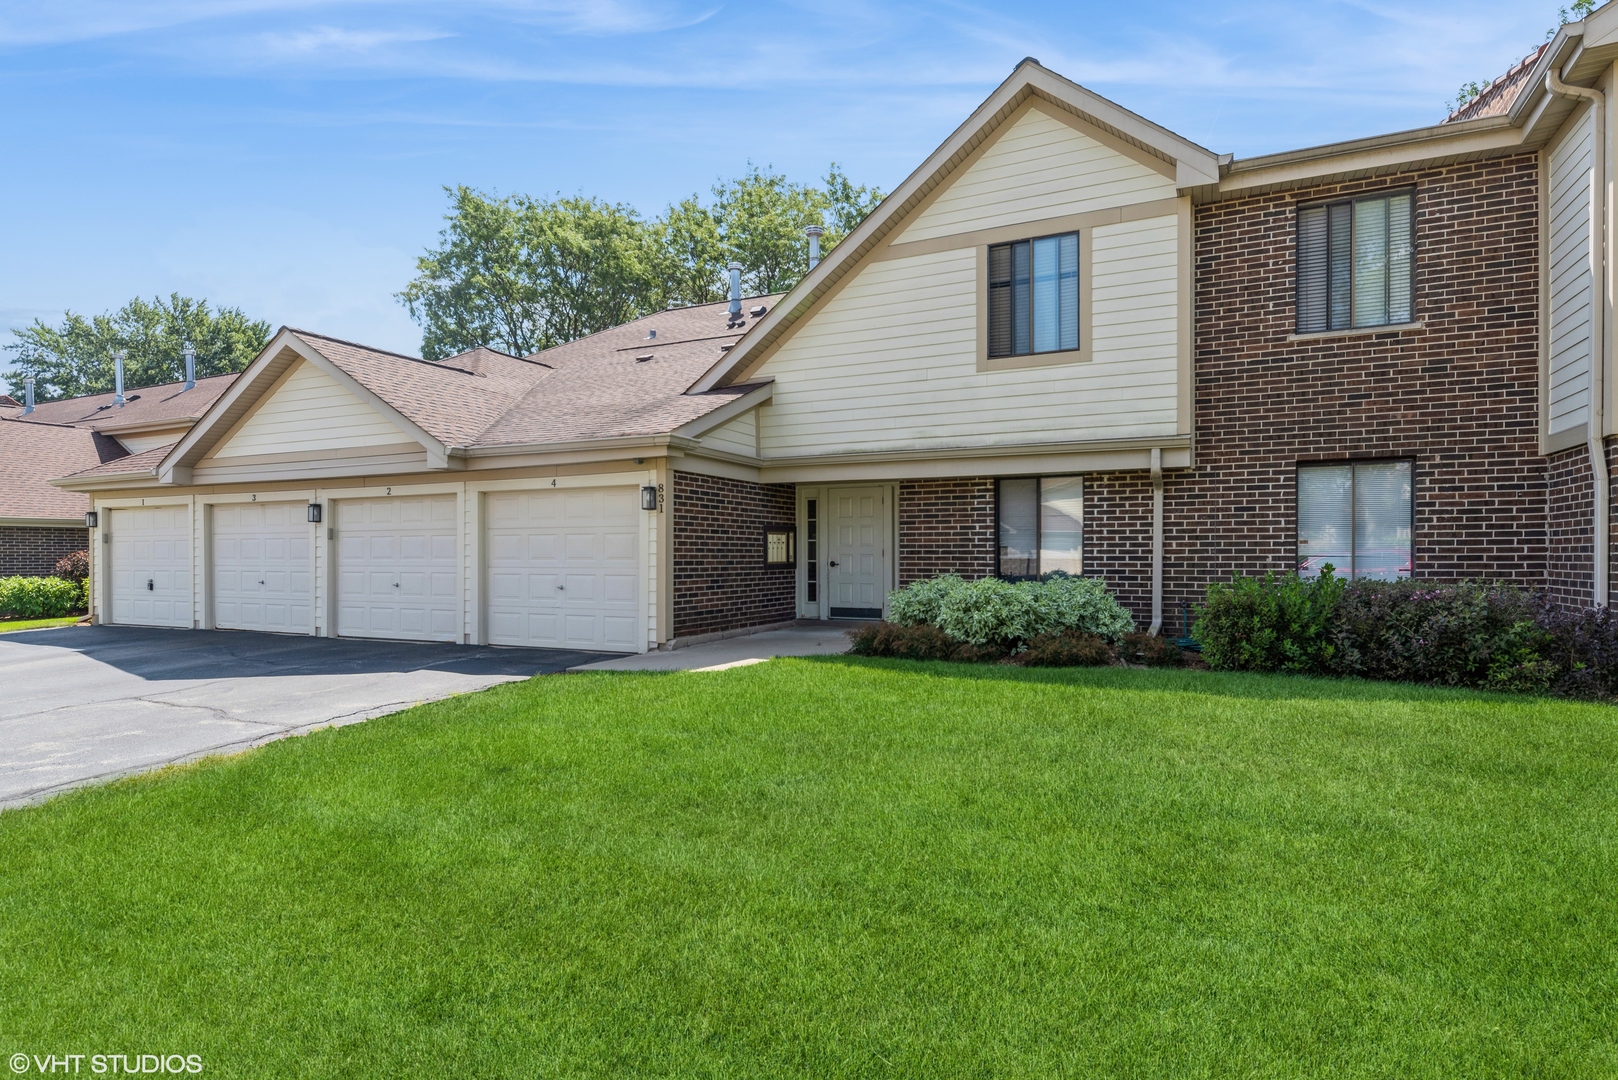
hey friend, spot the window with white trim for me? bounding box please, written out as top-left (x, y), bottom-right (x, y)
top-left (1296, 190), bottom-right (1414, 333)
top-left (1297, 461), bottom-right (1413, 580)
top-left (997, 476), bottom-right (1083, 579)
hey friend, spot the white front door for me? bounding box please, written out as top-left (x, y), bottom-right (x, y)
top-left (108, 505), bottom-right (192, 628)
top-left (212, 502), bottom-right (313, 633)
top-left (827, 485), bottom-right (888, 619)
top-left (485, 487), bottom-right (643, 652)
top-left (335, 495), bottom-right (460, 642)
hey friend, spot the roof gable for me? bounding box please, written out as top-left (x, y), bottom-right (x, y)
top-left (206, 359), bottom-right (417, 461)
top-left (689, 59), bottom-right (1217, 393)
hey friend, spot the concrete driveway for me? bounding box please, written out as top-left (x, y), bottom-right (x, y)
top-left (0, 625), bottom-right (609, 808)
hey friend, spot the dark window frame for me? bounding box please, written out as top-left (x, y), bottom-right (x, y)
top-left (988, 231), bottom-right (1082, 358)
top-left (764, 524), bottom-right (796, 568)
top-left (1294, 457), bottom-right (1418, 579)
top-left (1295, 187), bottom-right (1417, 334)
top-left (995, 475), bottom-right (1083, 580)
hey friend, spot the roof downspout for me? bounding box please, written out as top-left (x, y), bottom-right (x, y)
top-left (1547, 67), bottom-right (1609, 608)
top-left (1149, 446), bottom-right (1164, 635)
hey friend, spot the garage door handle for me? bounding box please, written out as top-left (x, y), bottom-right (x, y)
top-left (556, 585), bottom-right (565, 590)
top-left (392, 582), bottom-right (400, 588)
top-left (828, 560), bottom-right (839, 568)
top-left (147, 579), bottom-right (154, 590)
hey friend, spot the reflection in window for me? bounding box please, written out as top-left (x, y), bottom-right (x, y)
top-left (997, 476), bottom-right (1083, 578)
top-left (1297, 461), bottom-right (1412, 579)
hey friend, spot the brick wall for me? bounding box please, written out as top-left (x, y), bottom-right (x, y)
top-left (0, 525), bottom-right (89, 578)
top-left (1545, 441), bottom-right (1618, 610)
top-left (672, 471), bottom-right (797, 637)
top-left (896, 478), bottom-right (995, 585)
top-left (1184, 153), bottom-right (1545, 599)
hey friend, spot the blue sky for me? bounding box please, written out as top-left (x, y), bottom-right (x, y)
top-left (0, 1), bottom-right (1560, 363)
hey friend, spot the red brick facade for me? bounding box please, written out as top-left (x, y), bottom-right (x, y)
top-left (672, 471), bottom-right (797, 638)
top-left (896, 479), bottom-right (995, 585)
top-left (0, 525), bottom-right (88, 578)
top-left (1181, 153), bottom-right (1546, 602)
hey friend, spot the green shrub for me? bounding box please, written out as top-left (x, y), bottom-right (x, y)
top-left (1121, 631), bottom-right (1184, 668)
top-left (0, 576), bottom-right (85, 619)
top-left (1194, 569), bottom-right (1345, 674)
top-left (887, 574), bottom-right (966, 627)
top-left (919, 573), bottom-right (1133, 648)
top-left (1331, 580), bottom-right (1555, 692)
top-left (1020, 630), bottom-right (1115, 667)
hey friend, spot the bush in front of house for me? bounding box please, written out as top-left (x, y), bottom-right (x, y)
top-left (0, 576), bottom-right (85, 619)
top-left (1019, 630), bottom-right (1115, 667)
top-left (847, 622), bottom-right (960, 661)
top-left (1330, 579), bottom-right (1555, 692)
top-left (1120, 630), bottom-right (1184, 668)
top-left (54, 550), bottom-right (89, 582)
top-left (1193, 568), bottom-right (1346, 675)
top-left (1536, 604), bottom-right (1618, 700)
top-left (888, 572), bottom-right (1134, 650)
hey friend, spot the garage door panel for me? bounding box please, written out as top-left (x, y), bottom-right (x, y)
top-left (335, 494), bottom-right (460, 642)
top-left (485, 487), bottom-right (642, 653)
top-left (109, 506), bottom-right (193, 629)
top-left (212, 501), bottom-right (313, 634)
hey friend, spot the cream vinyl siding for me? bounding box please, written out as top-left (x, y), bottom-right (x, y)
top-left (211, 360), bottom-right (408, 459)
top-left (897, 105), bottom-right (1174, 244)
top-left (699, 409), bottom-right (757, 457)
top-left (115, 430), bottom-right (188, 455)
top-left (755, 217), bottom-right (1180, 456)
top-left (1548, 108), bottom-right (1596, 436)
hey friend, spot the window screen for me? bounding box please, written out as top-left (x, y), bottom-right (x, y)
top-left (1297, 461), bottom-right (1412, 579)
top-left (1296, 191), bottom-right (1413, 333)
top-left (997, 476), bottom-right (1083, 578)
top-left (989, 233), bottom-right (1079, 357)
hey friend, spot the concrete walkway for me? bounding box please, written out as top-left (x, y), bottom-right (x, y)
top-left (569, 622), bottom-right (858, 672)
top-left (0, 625), bottom-right (607, 809)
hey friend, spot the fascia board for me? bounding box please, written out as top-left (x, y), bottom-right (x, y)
top-left (687, 60), bottom-right (1216, 394)
top-left (51, 469), bottom-right (160, 491)
top-left (91, 417), bottom-right (200, 437)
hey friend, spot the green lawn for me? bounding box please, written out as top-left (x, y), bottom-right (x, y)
top-left (0, 616), bottom-right (80, 633)
top-left (1, 660), bottom-right (1614, 1078)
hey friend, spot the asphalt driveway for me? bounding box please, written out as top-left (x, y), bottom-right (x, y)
top-left (0, 625), bottom-right (609, 808)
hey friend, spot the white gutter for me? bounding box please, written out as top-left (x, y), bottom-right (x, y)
top-left (1149, 446), bottom-right (1164, 635)
top-left (1547, 67), bottom-right (1610, 608)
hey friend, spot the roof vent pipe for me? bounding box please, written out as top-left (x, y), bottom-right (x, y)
top-left (113, 351), bottom-right (126, 406)
top-left (183, 343), bottom-right (195, 391)
top-left (805, 225), bottom-right (824, 271)
top-left (21, 376), bottom-right (33, 414)
top-left (727, 262), bottom-right (742, 319)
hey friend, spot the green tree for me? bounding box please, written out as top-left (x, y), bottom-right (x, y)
top-left (5, 294), bottom-right (271, 402)
top-left (399, 186), bottom-right (662, 360)
top-left (400, 168), bottom-right (884, 358)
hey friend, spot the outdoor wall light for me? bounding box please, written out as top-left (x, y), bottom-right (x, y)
top-left (307, 503), bottom-right (323, 524)
top-left (84, 511), bottom-right (98, 529)
top-left (640, 485), bottom-right (659, 511)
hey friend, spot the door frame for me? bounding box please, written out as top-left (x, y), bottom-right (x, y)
top-left (103, 501), bottom-right (196, 629)
top-left (795, 483), bottom-right (896, 621)
top-left (206, 498), bottom-right (319, 635)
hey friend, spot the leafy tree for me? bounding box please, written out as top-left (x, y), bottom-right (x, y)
top-left (400, 167), bottom-right (885, 358)
top-left (5, 294), bottom-right (270, 402)
top-left (1452, 0), bottom-right (1599, 113)
top-left (399, 187), bottom-right (662, 360)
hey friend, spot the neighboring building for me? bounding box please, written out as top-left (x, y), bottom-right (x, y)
top-left (44, 11), bottom-right (1618, 648)
top-left (0, 374), bottom-right (234, 576)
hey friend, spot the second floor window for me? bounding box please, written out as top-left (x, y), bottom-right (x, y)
top-left (1296, 190), bottom-right (1414, 334)
top-left (989, 232), bottom-right (1079, 357)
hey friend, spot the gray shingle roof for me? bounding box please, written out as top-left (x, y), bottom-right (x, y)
top-left (292, 296), bottom-right (779, 450)
top-left (4, 373), bottom-right (237, 432)
top-left (0, 419), bottom-right (128, 518)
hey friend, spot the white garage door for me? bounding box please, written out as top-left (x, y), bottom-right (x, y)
top-left (212, 502), bottom-right (313, 633)
top-left (336, 494), bottom-right (460, 642)
top-left (486, 487), bottom-right (643, 652)
top-left (109, 505), bottom-right (192, 628)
